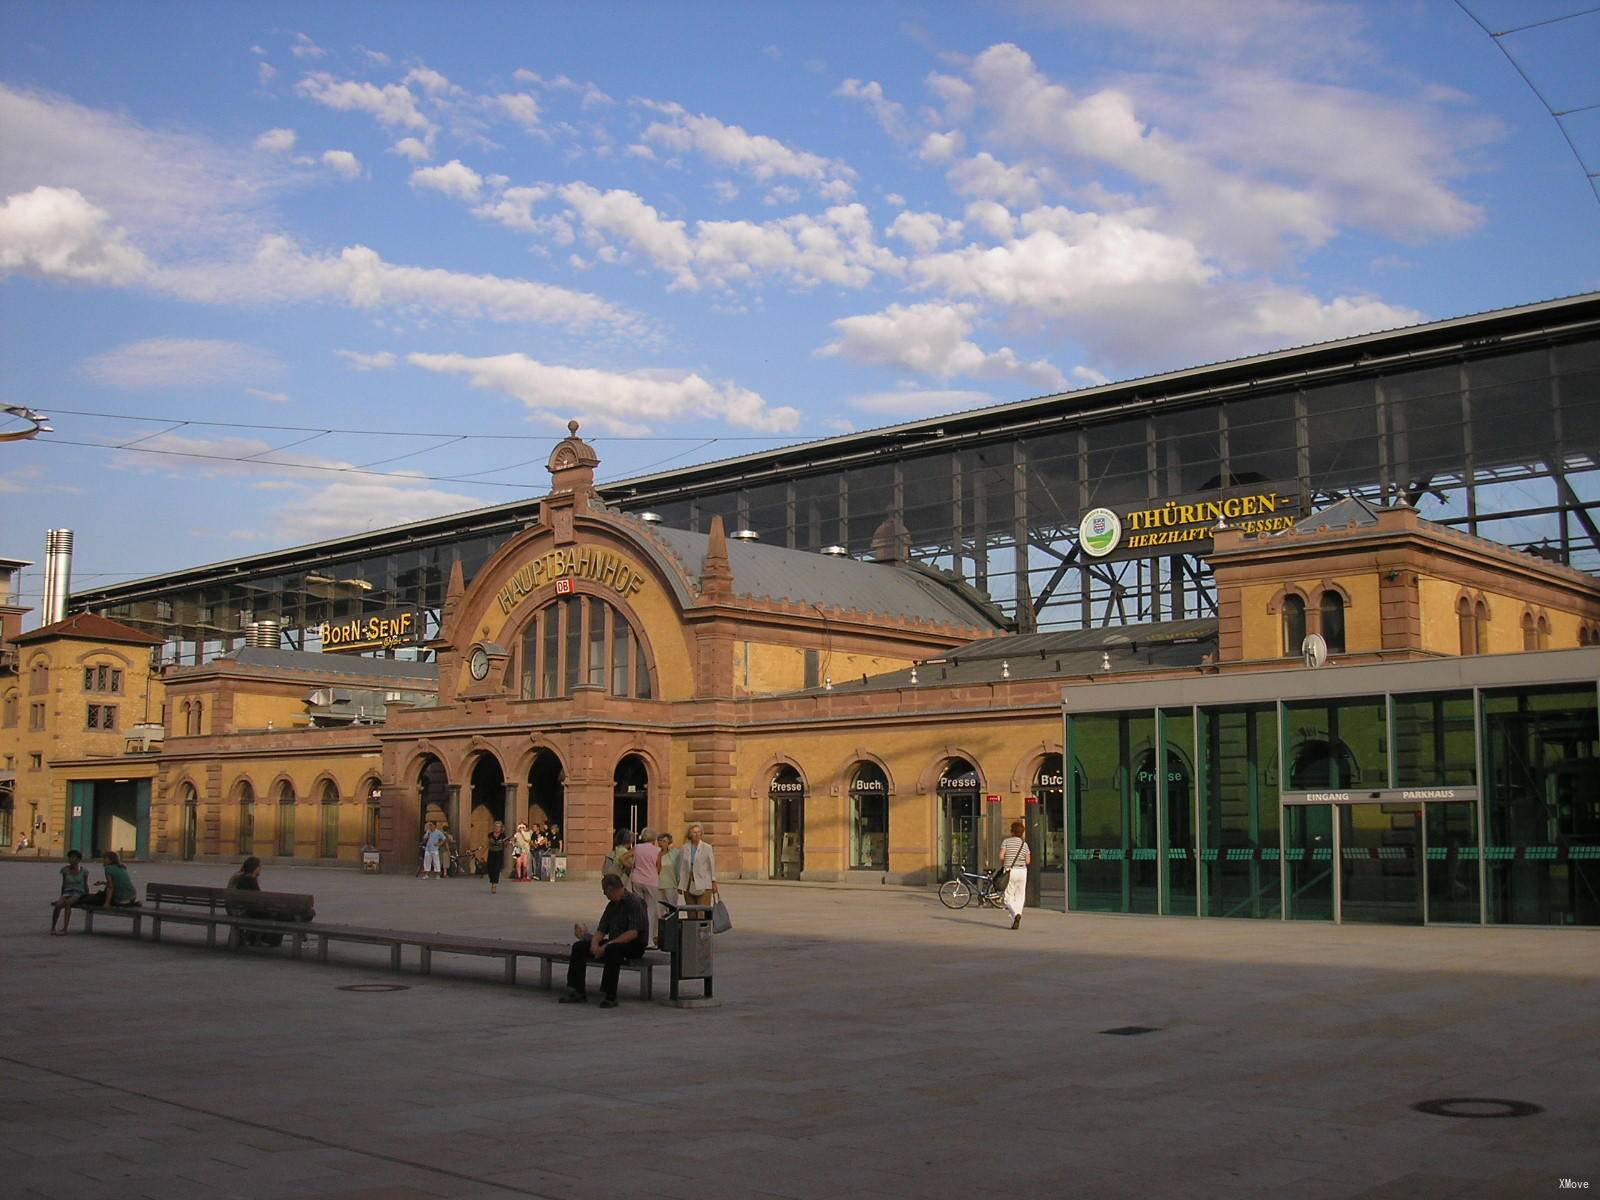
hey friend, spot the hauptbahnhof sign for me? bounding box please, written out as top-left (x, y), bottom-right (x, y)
top-left (1079, 489), bottom-right (1299, 561)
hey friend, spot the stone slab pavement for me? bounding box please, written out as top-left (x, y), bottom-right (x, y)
top-left (2, 860), bottom-right (1596, 1199)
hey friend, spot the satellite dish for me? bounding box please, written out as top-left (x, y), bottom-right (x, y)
top-left (1301, 633), bottom-right (1328, 668)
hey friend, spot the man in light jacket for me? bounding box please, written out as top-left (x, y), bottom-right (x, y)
top-left (681, 823), bottom-right (717, 907)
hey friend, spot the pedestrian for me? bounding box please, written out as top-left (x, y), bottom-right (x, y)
top-left (681, 823), bottom-right (717, 907)
top-left (602, 828), bottom-right (634, 883)
top-left (421, 821), bottom-right (446, 879)
top-left (485, 820), bottom-right (509, 893)
top-left (439, 822), bottom-right (458, 875)
top-left (999, 819), bottom-right (1031, 930)
top-left (512, 822), bottom-right (532, 881)
top-left (533, 823), bottom-right (553, 882)
top-left (657, 831), bottom-right (681, 912)
top-left (547, 823), bottom-right (563, 878)
top-left (50, 849), bottom-right (90, 934)
top-left (630, 827), bottom-right (663, 949)
top-left (559, 874), bottom-right (648, 1009)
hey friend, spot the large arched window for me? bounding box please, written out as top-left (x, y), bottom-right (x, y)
top-left (1473, 599), bottom-right (1489, 654)
top-left (849, 763), bottom-right (889, 870)
top-left (1458, 597), bottom-right (1476, 655)
top-left (318, 780), bottom-right (340, 858)
top-left (1281, 594), bottom-right (1306, 657)
top-left (519, 595), bottom-right (653, 700)
top-left (1522, 612), bottom-right (1537, 651)
top-left (275, 782), bottom-right (296, 857)
top-left (236, 782), bottom-right (255, 854)
top-left (1320, 592), bottom-right (1346, 654)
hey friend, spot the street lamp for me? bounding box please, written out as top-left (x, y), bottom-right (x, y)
top-left (0, 405), bottom-right (53, 442)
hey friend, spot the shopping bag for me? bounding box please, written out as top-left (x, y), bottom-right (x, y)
top-left (711, 898), bottom-right (733, 934)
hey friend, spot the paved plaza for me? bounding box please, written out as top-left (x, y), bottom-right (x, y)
top-left (2, 860), bottom-right (1596, 1199)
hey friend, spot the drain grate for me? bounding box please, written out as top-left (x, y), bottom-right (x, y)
top-left (1412, 1097), bottom-right (1542, 1119)
top-left (337, 983), bottom-right (411, 993)
top-left (1100, 1025), bottom-right (1161, 1036)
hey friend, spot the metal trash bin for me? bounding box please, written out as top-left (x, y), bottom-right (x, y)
top-left (659, 902), bottom-right (714, 1000)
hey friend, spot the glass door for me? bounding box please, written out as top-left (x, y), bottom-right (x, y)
top-left (1339, 803), bottom-right (1422, 925)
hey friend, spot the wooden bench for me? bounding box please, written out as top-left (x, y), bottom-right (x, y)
top-left (50, 895), bottom-right (146, 936)
top-left (144, 883), bottom-right (316, 948)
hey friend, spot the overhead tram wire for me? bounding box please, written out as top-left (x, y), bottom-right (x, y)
top-left (1455, 0), bottom-right (1600, 207)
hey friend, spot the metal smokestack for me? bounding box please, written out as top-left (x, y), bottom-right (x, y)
top-left (42, 529), bottom-right (73, 626)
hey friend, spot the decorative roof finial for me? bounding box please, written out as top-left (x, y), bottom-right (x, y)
top-left (568, 419), bottom-right (580, 436)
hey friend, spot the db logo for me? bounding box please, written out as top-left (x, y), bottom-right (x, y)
top-left (554, 577), bottom-right (574, 595)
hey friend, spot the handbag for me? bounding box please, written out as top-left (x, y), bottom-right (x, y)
top-left (711, 898), bottom-right (733, 934)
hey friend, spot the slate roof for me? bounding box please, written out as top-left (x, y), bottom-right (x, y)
top-left (183, 646), bottom-right (438, 684)
top-left (639, 523), bottom-right (1009, 631)
top-left (1290, 496), bottom-right (1387, 534)
top-left (802, 619), bottom-right (1217, 693)
top-left (10, 612), bottom-right (164, 646)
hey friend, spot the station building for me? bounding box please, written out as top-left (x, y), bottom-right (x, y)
top-left (3, 295), bottom-right (1598, 928)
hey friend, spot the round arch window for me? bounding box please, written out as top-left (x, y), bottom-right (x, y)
top-left (849, 763), bottom-right (888, 870)
top-left (520, 595), bottom-right (653, 700)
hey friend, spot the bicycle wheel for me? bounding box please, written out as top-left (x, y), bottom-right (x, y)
top-left (939, 878), bottom-right (972, 909)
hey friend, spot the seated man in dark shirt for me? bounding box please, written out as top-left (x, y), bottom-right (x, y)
top-left (561, 873), bottom-right (649, 1009)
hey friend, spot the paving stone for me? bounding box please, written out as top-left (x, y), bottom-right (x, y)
top-left (3, 860), bottom-right (1598, 1198)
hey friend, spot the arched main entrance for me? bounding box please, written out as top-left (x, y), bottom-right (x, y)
top-left (528, 750), bottom-right (564, 830)
top-left (769, 765), bottom-right (805, 880)
top-left (613, 755), bottom-right (649, 839)
top-left (417, 755), bottom-right (449, 849)
top-left (936, 758), bottom-right (981, 881)
top-left (467, 754), bottom-right (506, 853)
top-left (1289, 739), bottom-right (1357, 789)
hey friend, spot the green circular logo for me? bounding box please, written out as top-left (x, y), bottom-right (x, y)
top-left (1079, 507), bottom-right (1122, 558)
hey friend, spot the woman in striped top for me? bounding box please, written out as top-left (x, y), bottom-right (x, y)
top-left (999, 820), bottom-right (1031, 930)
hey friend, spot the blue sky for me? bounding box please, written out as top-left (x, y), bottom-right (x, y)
top-left (2, 0), bottom-right (1597, 611)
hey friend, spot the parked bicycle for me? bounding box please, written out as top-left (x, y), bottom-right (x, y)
top-left (938, 866), bottom-right (1007, 910)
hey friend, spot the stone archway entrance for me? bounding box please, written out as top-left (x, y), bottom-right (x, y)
top-left (468, 754), bottom-right (506, 854)
top-left (613, 754), bottom-right (649, 839)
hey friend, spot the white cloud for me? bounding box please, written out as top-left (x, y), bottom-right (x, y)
top-left (0, 186), bottom-right (149, 284)
top-left (710, 180), bottom-right (739, 202)
top-left (763, 185), bottom-right (800, 207)
top-left (625, 143), bottom-right (656, 161)
top-left (337, 350), bottom-right (398, 370)
top-left (918, 130), bottom-right (965, 163)
top-left (0, 84), bottom-right (282, 250)
top-left (492, 92), bottom-right (541, 129)
top-left (887, 209), bottom-right (962, 254)
top-left (642, 103), bottom-right (853, 195)
top-left (404, 66), bottom-right (464, 97)
top-left (290, 33), bottom-right (326, 60)
top-left (963, 200), bottom-right (1014, 240)
top-left (254, 127), bottom-right (296, 153)
top-left (272, 477), bottom-right (484, 541)
top-left (154, 235), bottom-right (641, 332)
top-left (836, 78), bottom-right (909, 141)
top-left (470, 185), bottom-right (573, 241)
top-left (410, 159), bottom-right (482, 200)
top-left (925, 72), bottom-right (977, 124)
top-left (295, 72), bottom-right (434, 135)
top-left (406, 352), bottom-right (801, 435)
top-left (541, 183), bottom-right (899, 291)
top-left (257, 62), bottom-right (277, 86)
top-left (390, 136), bottom-right (432, 161)
top-left (246, 387), bottom-right (290, 403)
top-left (820, 302), bottom-right (1066, 390)
top-left (79, 337), bottom-right (282, 390)
top-left (946, 152), bottom-right (1044, 208)
top-left (321, 149), bottom-right (362, 179)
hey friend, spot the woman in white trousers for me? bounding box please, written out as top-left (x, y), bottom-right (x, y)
top-left (998, 819), bottom-right (1031, 930)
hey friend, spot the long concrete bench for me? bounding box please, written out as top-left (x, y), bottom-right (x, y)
top-left (53, 884), bottom-right (668, 998)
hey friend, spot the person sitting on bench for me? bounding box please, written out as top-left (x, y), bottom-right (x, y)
top-left (560, 873), bottom-right (648, 1009)
top-left (227, 856), bottom-right (284, 947)
top-left (51, 849), bottom-right (91, 934)
top-left (76, 851), bottom-right (139, 912)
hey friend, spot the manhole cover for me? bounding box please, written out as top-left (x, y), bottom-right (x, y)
top-left (1412, 1097), bottom-right (1543, 1119)
top-left (337, 983), bottom-right (411, 993)
top-left (1100, 1026), bottom-right (1161, 1036)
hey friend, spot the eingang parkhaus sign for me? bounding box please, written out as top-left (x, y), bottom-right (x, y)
top-left (1078, 489), bottom-right (1298, 561)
